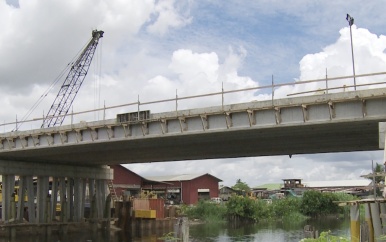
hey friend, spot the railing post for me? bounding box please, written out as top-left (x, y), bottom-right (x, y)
top-left (222, 82), bottom-right (224, 110)
top-left (175, 89), bottom-right (178, 116)
top-left (103, 101), bottom-right (106, 121)
top-left (325, 68), bottom-right (328, 94)
top-left (137, 95), bottom-right (140, 120)
top-left (71, 107), bottom-right (74, 125)
top-left (271, 75), bottom-right (274, 106)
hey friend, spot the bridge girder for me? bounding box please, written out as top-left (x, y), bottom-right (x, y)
top-left (1, 88), bottom-right (386, 165)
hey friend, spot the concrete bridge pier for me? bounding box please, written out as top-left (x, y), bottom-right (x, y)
top-left (0, 160), bottom-right (113, 236)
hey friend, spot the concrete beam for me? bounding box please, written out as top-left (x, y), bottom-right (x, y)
top-left (380, 122), bottom-right (386, 149)
top-left (0, 160), bottom-right (113, 180)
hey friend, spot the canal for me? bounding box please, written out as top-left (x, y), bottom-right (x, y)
top-left (0, 217), bottom-right (350, 242)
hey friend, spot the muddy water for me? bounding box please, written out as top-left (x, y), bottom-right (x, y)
top-left (0, 217), bottom-right (350, 242)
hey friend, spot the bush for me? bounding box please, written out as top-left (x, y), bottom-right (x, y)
top-left (271, 197), bottom-right (302, 218)
top-left (300, 191), bottom-right (358, 217)
top-left (226, 196), bottom-right (259, 222)
top-left (183, 191), bottom-right (356, 224)
top-left (184, 200), bottom-right (226, 223)
top-left (254, 199), bottom-right (272, 220)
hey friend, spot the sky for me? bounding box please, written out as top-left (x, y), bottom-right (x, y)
top-left (1, 0), bottom-right (386, 187)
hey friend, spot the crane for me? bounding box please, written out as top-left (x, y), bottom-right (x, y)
top-left (41, 30), bottom-right (104, 128)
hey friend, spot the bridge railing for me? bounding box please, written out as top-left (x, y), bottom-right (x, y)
top-left (2, 71), bottom-right (386, 133)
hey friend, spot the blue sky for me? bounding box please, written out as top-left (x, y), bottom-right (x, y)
top-left (1, 0), bottom-right (386, 186)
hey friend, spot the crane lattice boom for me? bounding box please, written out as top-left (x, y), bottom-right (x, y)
top-left (41, 30), bottom-right (104, 128)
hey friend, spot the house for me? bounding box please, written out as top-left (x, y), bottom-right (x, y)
top-left (219, 186), bottom-right (236, 201)
top-left (142, 173), bottom-right (222, 205)
top-left (110, 165), bottom-right (166, 198)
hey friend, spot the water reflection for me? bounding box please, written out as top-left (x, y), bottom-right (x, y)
top-left (189, 217), bottom-right (350, 242)
top-left (0, 217), bottom-right (350, 242)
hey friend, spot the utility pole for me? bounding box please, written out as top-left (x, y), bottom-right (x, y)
top-left (346, 14), bottom-right (356, 90)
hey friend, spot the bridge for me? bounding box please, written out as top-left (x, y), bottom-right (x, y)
top-left (1, 76), bottom-right (386, 235)
top-left (0, 87), bottom-right (386, 165)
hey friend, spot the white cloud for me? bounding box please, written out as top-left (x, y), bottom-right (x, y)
top-left (146, 0), bottom-right (192, 35)
top-left (271, 26), bottom-right (386, 98)
top-left (0, 0), bottom-right (191, 92)
top-left (169, 49), bottom-right (219, 85)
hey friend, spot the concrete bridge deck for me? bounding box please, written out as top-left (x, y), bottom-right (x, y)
top-left (0, 88), bottom-right (386, 165)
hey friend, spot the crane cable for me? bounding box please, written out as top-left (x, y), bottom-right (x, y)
top-left (93, 38), bottom-right (103, 120)
top-left (15, 37), bottom-right (93, 131)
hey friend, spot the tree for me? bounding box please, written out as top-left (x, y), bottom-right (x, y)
top-left (372, 163), bottom-right (384, 184)
top-left (232, 179), bottom-right (251, 194)
top-left (366, 162), bottom-right (384, 196)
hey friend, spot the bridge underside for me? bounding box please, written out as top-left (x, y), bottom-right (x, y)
top-left (0, 120), bottom-right (380, 165)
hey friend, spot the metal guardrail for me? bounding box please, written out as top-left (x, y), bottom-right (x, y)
top-left (2, 71), bottom-right (386, 132)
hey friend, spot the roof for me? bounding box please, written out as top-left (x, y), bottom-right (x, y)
top-left (144, 173), bottom-right (222, 182)
top-left (113, 165), bottom-right (172, 185)
top-left (303, 179), bottom-right (372, 188)
top-left (220, 186), bottom-right (237, 192)
top-left (254, 183), bottom-right (282, 191)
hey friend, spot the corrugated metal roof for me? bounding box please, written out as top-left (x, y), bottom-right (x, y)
top-left (145, 173), bottom-right (221, 182)
top-left (303, 179), bottom-right (372, 188)
top-left (254, 183), bottom-right (282, 191)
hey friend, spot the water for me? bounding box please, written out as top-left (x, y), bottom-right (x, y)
top-left (188, 217), bottom-right (350, 241)
top-left (0, 217), bottom-right (350, 242)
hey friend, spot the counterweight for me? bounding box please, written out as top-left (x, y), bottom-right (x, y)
top-left (41, 30), bottom-right (104, 128)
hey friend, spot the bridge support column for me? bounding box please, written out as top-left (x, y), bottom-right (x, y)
top-left (350, 204), bottom-right (360, 242)
top-left (0, 160), bottom-right (113, 235)
top-left (383, 122), bottom-right (386, 198)
top-left (95, 179), bottom-right (107, 218)
top-left (17, 175), bottom-right (27, 222)
top-left (2, 175), bottom-right (15, 222)
top-left (26, 175), bottom-right (36, 223)
top-left (59, 177), bottom-right (67, 222)
top-left (51, 177), bottom-right (58, 222)
top-left (74, 178), bottom-right (86, 222)
top-left (370, 202), bottom-right (383, 240)
top-left (68, 178), bottom-right (74, 221)
top-left (81, 178), bottom-right (87, 219)
top-left (37, 176), bottom-right (49, 223)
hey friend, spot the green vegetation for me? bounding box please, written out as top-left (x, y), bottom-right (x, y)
top-left (232, 179), bottom-right (251, 194)
top-left (226, 195), bottom-right (306, 222)
top-left (300, 231), bottom-right (349, 242)
top-left (158, 232), bottom-right (181, 241)
top-left (182, 200), bottom-right (227, 223)
top-left (300, 191), bottom-right (358, 217)
top-left (226, 195), bottom-right (259, 221)
top-left (183, 191), bottom-right (358, 224)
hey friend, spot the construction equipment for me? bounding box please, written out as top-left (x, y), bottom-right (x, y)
top-left (107, 180), bottom-right (119, 202)
top-left (41, 30), bottom-right (104, 128)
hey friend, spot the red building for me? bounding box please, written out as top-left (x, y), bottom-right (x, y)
top-left (110, 165), bottom-right (162, 198)
top-left (142, 174), bottom-right (222, 205)
top-left (110, 165), bottom-right (222, 205)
